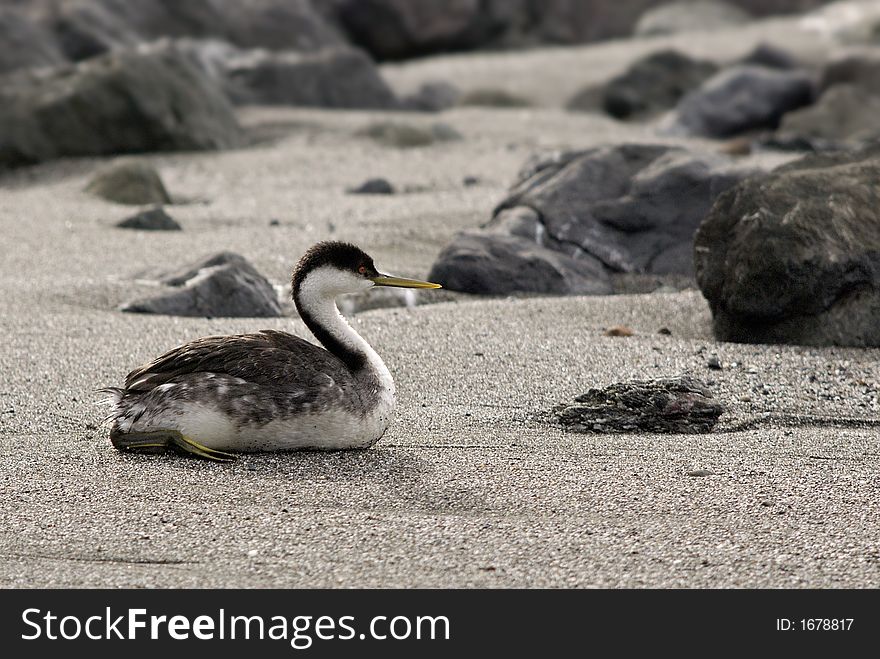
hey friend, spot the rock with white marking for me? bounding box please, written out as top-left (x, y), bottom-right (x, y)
top-left (123, 253), bottom-right (281, 317)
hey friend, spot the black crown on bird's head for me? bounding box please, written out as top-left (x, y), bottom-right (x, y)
top-left (291, 241), bottom-right (380, 291)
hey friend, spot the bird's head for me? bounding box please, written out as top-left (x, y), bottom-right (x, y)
top-left (291, 241), bottom-right (441, 299)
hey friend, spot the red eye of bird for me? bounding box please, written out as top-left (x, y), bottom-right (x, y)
top-left (358, 265), bottom-right (367, 275)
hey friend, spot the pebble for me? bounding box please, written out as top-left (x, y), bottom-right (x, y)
top-left (687, 469), bottom-right (715, 477)
top-left (707, 355), bottom-right (722, 370)
top-left (348, 178), bottom-right (395, 194)
top-left (605, 325), bottom-right (635, 337)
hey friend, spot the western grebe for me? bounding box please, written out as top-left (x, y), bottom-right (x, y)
top-left (103, 241), bottom-right (441, 461)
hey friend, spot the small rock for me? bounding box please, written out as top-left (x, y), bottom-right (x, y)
top-left (269, 218), bottom-right (280, 226)
top-left (707, 355), bottom-right (722, 370)
top-left (605, 326), bottom-right (635, 337)
top-left (348, 178), bottom-right (395, 194)
top-left (401, 81), bottom-right (460, 112)
top-left (463, 176), bottom-right (480, 186)
top-left (658, 327), bottom-right (672, 335)
top-left (357, 121), bottom-right (461, 148)
top-left (555, 375), bottom-right (724, 434)
top-left (738, 43), bottom-right (799, 70)
top-left (116, 207), bottom-right (181, 231)
top-left (686, 469), bottom-right (716, 477)
top-left (86, 162), bottom-right (171, 205)
top-left (458, 88), bottom-right (531, 107)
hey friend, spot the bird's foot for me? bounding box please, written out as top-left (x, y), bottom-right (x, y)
top-left (111, 429), bottom-right (237, 462)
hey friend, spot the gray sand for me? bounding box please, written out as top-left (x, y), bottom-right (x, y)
top-left (1, 13), bottom-right (878, 588)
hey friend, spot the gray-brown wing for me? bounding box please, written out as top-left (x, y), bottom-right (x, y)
top-left (124, 330), bottom-right (352, 399)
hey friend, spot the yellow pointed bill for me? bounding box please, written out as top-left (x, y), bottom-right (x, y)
top-left (371, 275), bottom-right (441, 289)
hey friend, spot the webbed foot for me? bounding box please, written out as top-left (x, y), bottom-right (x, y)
top-left (111, 429), bottom-right (237, 462)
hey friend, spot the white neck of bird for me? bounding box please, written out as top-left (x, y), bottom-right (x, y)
top-left (294, 267), bottom-right (392, 386)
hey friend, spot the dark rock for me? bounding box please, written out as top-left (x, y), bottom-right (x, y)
top-left (707, 355), bottom-right (722, 369)
top-left (85, 162), bottom-right (172, 206)
top-left (116, 207), bottom-right (181, 231)
top-left (40, 0), bottom-right (345, 61)
top-left (348, 178), bottom-right (395, 194)
top-left (357, 121), bottom-right (462, 148)
top-left (494, 143), bottom-right (755, 276)
top-left (216, 0), bottom-right (347, 52)
top-left (526, 0), bottom-right (656, 44)
top-left (605, 326), bottom-right (634, 337)
top-left (38, 0), bottom-right (142, 62)
top-left (222, 47), bottom-right (398, 109)
top-left (738, 42), bottom-right (800, 70)
top-left (579, 50), bottom-right (718, 120)
top-left (123, 253), bottom-right (281, 317)
top-left (694, 146), bottom-right (880, 346)
top-left (0, 48), bottom-right (243, 168)
top-left (458, 88), bottom-right (531, 107)
top-left (777, 84), bottom-right (880, 143)
top-left (401, 81), bottom-right (460, 112)
top-left (463, 176), bottom-right (480, 186)
top-left (331, 0), bottom-right (527, 61)
top-left (554, 376), bottom-right (724, 434)
top-left (668, 65), bottom-right (815, 138)
top-left (0, 7), bottom-right (67, 74)
top-left (427, 230), bottom-right (612, 295)
top-left (634, 0), bottom-right (750, 36)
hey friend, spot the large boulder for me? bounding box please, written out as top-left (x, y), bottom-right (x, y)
top-left (122, 252), bottom-right (282, 317)
top-left (0, 7), bottom-right (67, 74)
top-left (569, 50), bottom-right (718, 120)
top-left (430, 144), bottom-right (755, 295)
top-left (694, 147), bottom-right (880, 346)
top-left (667, 65), bottom-right (815, 138)
top-left (34, 0), bottom-right (344, 61)
top-left (0, 48), bottom-right (244, 168)
top-left (330, 0), bottom-right (525, 60)
top-left (634, 0), bottom-right (750, 36)
top-left (496, 144), bottom-right (754, 275)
